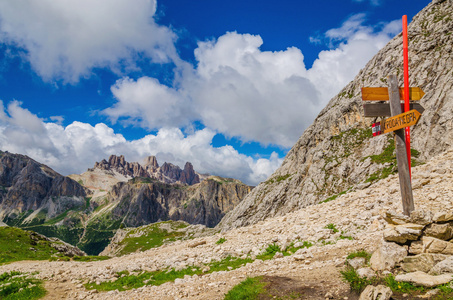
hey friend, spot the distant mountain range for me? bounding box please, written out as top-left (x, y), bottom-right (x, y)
top-left (0, 151), bottom-right (251, 254)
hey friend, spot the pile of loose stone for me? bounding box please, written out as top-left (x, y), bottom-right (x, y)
top-left (347, 209), bottom-right (453, 300)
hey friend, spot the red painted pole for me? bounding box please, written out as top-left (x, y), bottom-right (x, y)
top-left (403, 15), bottom-right (411, 178)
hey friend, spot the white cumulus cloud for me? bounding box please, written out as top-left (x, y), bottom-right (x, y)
top-left (104, 76), bottom-right (196, 129)
top-left (104, 15), bottom-right (401, 148)
top-left (0, 0), bottom-right (179, 83)
top-left (0, 100), bottom-right (281, 186)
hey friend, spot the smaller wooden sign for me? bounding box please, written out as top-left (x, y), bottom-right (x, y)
top-left (361, 87), bottom-right (425, 101)
top-left (382, 109), bottom-right (421, 134)
top-left (363, 103), bottom-right (424, 117)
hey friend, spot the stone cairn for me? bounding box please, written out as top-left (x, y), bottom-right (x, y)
top-left (348, 210), bottom-right (453, 300)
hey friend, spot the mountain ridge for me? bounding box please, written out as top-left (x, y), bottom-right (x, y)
top-left (0, 150), bottom-right (251, 254)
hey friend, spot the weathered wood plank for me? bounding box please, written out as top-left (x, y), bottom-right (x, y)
top-left (388, 75), bottom-right (414, 216)
top-left (361, 87), bottom-right (425, 101)
top-left (363, 103), bottom-right (425, 117)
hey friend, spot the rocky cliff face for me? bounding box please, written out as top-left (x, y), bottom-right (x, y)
top-left (102, 176), bottom-right (252, 229)
top-left (0, 151), bottom-right (89, 223)
top-left (219, 0), bottom-right (453, 229)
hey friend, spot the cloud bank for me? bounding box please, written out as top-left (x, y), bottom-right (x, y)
top-left (0, 101), bottom-right (281, 186)
top-left (0, 0), bottom-right (179, 83)
top-left (105, 14), bottom-right (401, 147)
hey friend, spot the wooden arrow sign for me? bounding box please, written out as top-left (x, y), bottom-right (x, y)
top-left (363, 103), bottom-right (424, 117)
top-left (362, 87), bottom-right (425, 101)
top-left (382, 109), bottom-right (421, 134)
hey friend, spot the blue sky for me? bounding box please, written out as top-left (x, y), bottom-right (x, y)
top-left (0, 0), bottom-right (429, 185)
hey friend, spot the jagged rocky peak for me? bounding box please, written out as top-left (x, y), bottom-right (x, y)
top-left (90, 154), bottom-right (147, 178)
top-left (159, 161), bottom-right (200, 185)
top-left (89, 154), bottom-right (201, 186)
top-left (143, 155), bottom-right (159, 170)
top-left (183, 162), bottom-right (199, 185)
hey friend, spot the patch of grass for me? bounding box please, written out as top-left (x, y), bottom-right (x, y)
top-left (86, 255), bottom-right (253, 292)
top-left (346, 250), bottom-right (371, 264)
top-left (129, 177), bottom-right (156, 184)
top-left (224, 276), bottom-right (268, 300)
top-left (340, 266), bottom-right (375, 293)
top-left (384, 274), bottom-right (424, 293)
top-left (216, 237), bottom-right (227, 244)
top-left (0, 271), bottom-right (47, 299)
top-left (43, 210), bottom-right (70, 225)
top-left (0, 227), bottom-right (67, 265)
top-left (321, 191), bottom-right (347, 203)
top-left (276, 174), bottom-right (291, 182)
top-left (366, 138), bottom-right (395, 164)
top-left (319, 239), bottom-right (335, 246)
top-left (209, 256), bottom-right (253, 272)
top-left (339, 234), bottom-right (354, 241)
top-left (411, 149), bottom-right (420, 158)
top-left (363, 138), bottom-right (423, 183)
top-left (286, 241), bottom-right (313, 254)
top-left (436, 282), bottom-right (453, 299)
top-left (72, 255), bottom-right (110, 262)
top-left (85, 267), bottom-right (200, 291)
top-left (366, 165), bottom-right (396, 183)
top-left (117, 221), bottom-right (188, 256)
top-left (256, 243), bottom-right (281, 260)
top-left (324, 223), bottom-right (339, 233)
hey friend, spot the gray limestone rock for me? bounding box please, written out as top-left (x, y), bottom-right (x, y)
top-left (383, 224), bottom-right (423, 244)
top-left (423, 236), bottom-right (453, 255)
top-left (430, 256), bottom-right (453, 275)
top-left (356, 268), bottom-right (376, 279)
top-left (359, 285), bottom-right (392, 300)
top-left (347, 257), bottom-right (366, 270)
top-left (395, 271), bottom-right (453, 287)
top-left (424, 223), bottom-right (453, 240)
top-left (370, 241), bottom-right (407, 271)
top-left (401, 253), bottom-right (448, 273)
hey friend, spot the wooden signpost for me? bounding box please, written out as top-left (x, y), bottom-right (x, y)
top-left (361, 15), bottom-right (425, 216)
top-left (362, 76), bottom-right (422, 215)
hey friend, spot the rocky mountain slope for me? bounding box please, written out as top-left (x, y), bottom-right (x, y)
top-left (0, 150), bottom-right (89, 225)
top-left (219, 0), bottom-right (453, 229)
top-left (100, 176), bottom-right (251, 228)
top-left (1, 145), bottom-right (452, 299)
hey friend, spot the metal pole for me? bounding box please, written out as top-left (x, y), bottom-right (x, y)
top-left (403, 15), bottom-right (411, 177)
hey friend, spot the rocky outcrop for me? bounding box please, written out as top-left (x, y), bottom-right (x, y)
top-left (90, 155), bottom-right (148, 178)
top-left (365, 208), bottom-right (453, 290)
top-left (105, 176), bottom-right (252, 228)
top-left (29, 231), bottom-right (86, 257)
top-left (219, 0), bottom-right (453, 229)
top-left (85, 155), bottom-right (200, 187)
top-left (0, 151), bottom-right (89, 223)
